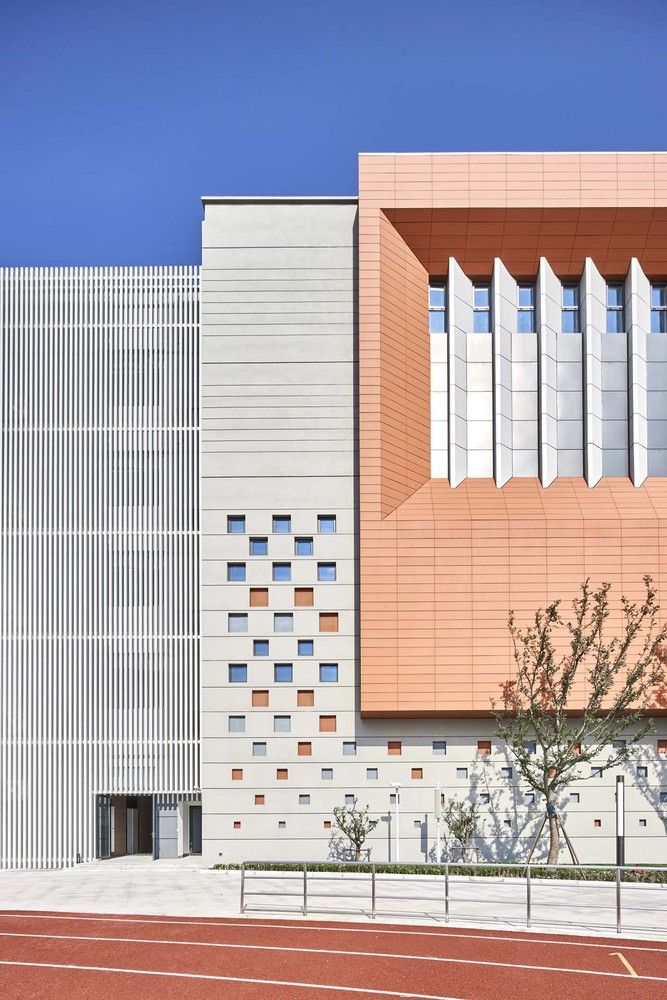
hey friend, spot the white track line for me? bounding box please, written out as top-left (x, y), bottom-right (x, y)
top-left (0, 930), bottom-right (665, 982)
top-left (0, 960), bottom-right (462, 999)
top-left (0, 911), bottom-right (664, 953)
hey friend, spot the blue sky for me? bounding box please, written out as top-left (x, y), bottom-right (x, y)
top-left (2, 0), bottom-right (665, 265)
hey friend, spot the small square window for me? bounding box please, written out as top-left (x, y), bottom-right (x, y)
top-left (252, 742), bottom-right (267, 757)
top-left (321, 768), bottom-right (333, 780)
top-left (317, 562), bottom-right (336, 582)
top-left (366, 768), bottom-right (378, 780)
top-left (612, 739), bottom-right (626, 750)
top-left (250, 537), bottom-right (268, 556)
top-left (389, 793), bottom-right (397, 805)
top-left (298, 794), bottom-right (310, 805)
top-left (298, 741), bottom-right (312, 756)
top-left (298, 639), bottom-right (314, 656)
top-left (479, 793), bottom-right (490, 804)
top-left (297, 689), bottom-right (314, 707)
top-left (433, 740), bottom-right (447, 756)
top-left (594, 819), bottom-right (601, 828)
top-left (274, 613), bottom-right (294, 633)
top-left (639, 818), bottom-right (647, 828)
top-left (658, 739), bottom-right (667, 755)
top-left (228, 664), bottom-right (247, 683)
top-left (254, 794), bottom-right (265, 806)
top-left (295, 536), bottom-right (313, 556)
top-left (414, 819), bottom-right (422, 829)
top-left (249, 587), bottom-right (269, 607)
top-left (570, 792), bottom-right (580, 803)
top-left (227, 563), bottom-right (246, 582)
top-left (319, 715), bottom-right (336, 732)
top-left (252, 689), bottom-right (269, 707)
top-left (276, 768), bottom-right (288, 780)
top-left (342, 741), bottom-right (356, 756)
top-left (274, 662), bottom-right (293, 683)
top-left (273, 515), bottom-right (291, 534)
top-left (272, 563), bottom-right (291, 582)
top-left (522, 740), bottom-right (537, 754)
top-left (456, 767), bottom-right (468, 779)
top-left (231, 768), bottom-right (243, 780)
top-left (503, 819), bottom-right (512, 827)
top-left (411, 767), bottom-right (423, 779)
top-left (637, 766), bottom-right (648, 778)
top-left (319, 612), bottom-right (339, 633)
top-left (233, 820), bottom-right (241, 829)
top-left (477, 740), bottom-right (492, 755)
top-left (294, 587), bottom-right (314, 607)
top-left (228, 715), bottom-right (245, 733)
top-left (517, 284), bottom-right (536, 333)
top-left (319, 663), bottom-right (338, 682)
top-left (274, 715), bottom-right (291, 733)
top-left (317, 515), bottom-right (337, 534)
top-left (344, 794), bottom-right (355, 806)
top-left (278, 820), bottom-right (286, 829)
top-left (606, 283), bottom-right (625, 333)
top-left (323, 820), bottom-right (332, 830)
top-left (387, 740), bottom-right (402, 756)
top-left (501, 767), bottom-right (513, 779)
top-left (591, 767), bottom-right (603, 778)
top-left (660, 791), bottom-right (667, 803)
top-left (473, 284), bottom-right (492, 332)
top-left (562, 285), bottom-right (580, 333)
top-left (228, 613), bottom-right (248, 633)
top-left (254, 639), bottom-right (269, 656)
top-left (227, 515), bottom-right (245, 534)
top-left (652, 284), bottom-right (667, 332)
top-left (525, 792), bottom-right (535, 804)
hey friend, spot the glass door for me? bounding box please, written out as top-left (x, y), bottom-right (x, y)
top-left (96, 794), bottom-right (111, 860)
top-left (189, 805), bottom-right (202, 855)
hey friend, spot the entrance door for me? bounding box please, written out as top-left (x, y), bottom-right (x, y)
top-left (126, 807), bottom-right (139, 854)
top-left (96, 795), bottom-right (111, 860)
top-left (189, 805), bottom-right (202, 855)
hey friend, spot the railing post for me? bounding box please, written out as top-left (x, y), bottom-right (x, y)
top-left (240, 863), bottom-right (246, 914)
top-left (444, 861), bottom-right (450, 923)
top-left (526, 864), bottom-right (531, 929)
top-left (371, 864), bottom-right (376, 919)
top-left (616, 866), bottom-right (621, 934)
top-left (303, 863), bottom-right (308, 916)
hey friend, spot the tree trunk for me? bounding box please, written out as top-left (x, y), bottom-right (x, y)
top-left (354, 844), bottom-right (361, 862)
top-left (547, 810), bottom-right (560, 865)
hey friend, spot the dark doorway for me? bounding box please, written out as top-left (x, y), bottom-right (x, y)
top-left (189, 805), bottom-right (202, 855)
top-left (109, 794), bottom-right (153, 857)
top-left (96, 795), bottom-right (111, 859)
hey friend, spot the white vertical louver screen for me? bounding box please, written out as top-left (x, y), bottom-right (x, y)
top-left (0, 266), bottom-right (199, 868)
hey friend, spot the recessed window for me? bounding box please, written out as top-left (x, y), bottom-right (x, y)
top-left (228, 715), bottom-right (245, 733)
top-left (606, 283), bottom-right (625, 332)
top-left (274, 663), bottom-right (293, 683)
top-left (232, 768), bottom-right (243, 780)
top-left (658, 739), bottom-right (667, 755)
top-left (525, 792), bottom-right (535, 804)
top-left (254, 794), bottom-right (265, 806)
top-left (344, 793), bottom-right (355, 806)
top-left (272, 515), bottom-right (291, 534)
top-left (562, 284), bottom-right (580, 333)
top-left (252, 689), bottom-right (269, 707)
top-left (503, 819), bottom-right (512, 827)
top-left (272, 562), bottom-right (291, 582)
top-left (523, 740), bottom-right (537, 754)
top-left (233, 820), bottom-right (241, 829)
top-left (317, 515), bottom-right (337, 534)
top-left (298, 741), bottom-right (312, 756)
top-left (651, 284), bottom-right (667, 333)
top-left (517, 284), bottom-right (536, 333)
top-left (319, 612), bottom-right (339, 633)
top-left (477, 739), bottom-right (492, 755)
top-left (637, 765), bottom-right (648, 778)
top-left (254, 639), bottom-right (269, 656)
top-left (319, 663), bottom-right (338, 683)
top-left (298, 794), bottom-right (310, 805)
top-left (594, 819), bottom-right (601, 828)
top-left (228, 613), bottom-right (248, 633)
top-left (479, 792), bottom-right (490, 804)
top-left (228, 663), bottom-right (247, 683)
top-left (321, 768), bottom-right (333, 780)
top-left (252, 742), bottom-right (267, 757)
top-left (429, 283), bottom-right (447, 333)
top-left (298, 639), bottom-right (314, 656)
top-left (567, 791), bottom-right (580, 804)
top-left (591, 767), bottom-right (603, 778)
top-left (227, 515), bottom-right (245, 534)
top-left (366, 768), bottom-right (378, 780)
top-left (295, 537), bottom-right (313, 556)
top-left (324, 820), bottom-right (332, 829)
top-left (389, 793), bottom-right (397, 805)
top-left (249, 537), bottom-right (268, 556)
top-left (294, 587), bottom-right (314, 607)
top-left (274, 715), bottom-right (291, 733)
top-left (433, 740), bottom-right (447, 756)
top-left (278, 820), bottom-right (286, 829)
top-left (660, 791), bottom-right (667, 803)
top-left (317, 562), bottom-right (336, 582)
top-left (387, 740), bottom-right (402, 756)
top-left (456, 767), bottom-right (468, 779)
top-left (501, 767), bottom-right (513, 779)
top-left (249, 587), bottom-right (269, 607)
top-left (319, 715), bottom-right (336, 732)
top-left (413, 819), bottom-right (422, 829)
top-left (297, 689), bottom-right (314, 707)
top-left (343, 741), bottom-right (357, 756)
top-left (612, 739), bottom-right (627, 750)
top-left (639, 818), bottom-right (647, 828)
top-left (473, 284), bottom-right (492, 333)
top-left (276, 768), bottom-right (288, 780)
top-left (274, 612), bottom-right (293, 633)
top-left (411, 767), bottom-right (423, 779)
top-left (227, 562), bottom-right (246, 582)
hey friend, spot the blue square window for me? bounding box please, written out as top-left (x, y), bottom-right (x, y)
top-left (317, 515), bottom-right (336, 534)
top-left (298, 639), bottom-right (314, 656)
top-left (249, 537), bottom-right (268, 556)
top-left (228, 664), bottom-right (247, 683)
top-left (295, 537), bottom-right (313, 556)
top-left (317, 563), bottom-right (336, 582)
top-left (272, 515), bottom-right (291, 534)
top-left (274, 663), bottom-right (293, 683)
top-left (227, 563), bottom-right (246, 582)
top-left (227, 515), bottom-right (245, 534)
top-left (272, 562), bottom-right (291, 582)
top-left (253, 639), bottom-right (269, 656)
top-left (319, 663), bottom-right (338, 682)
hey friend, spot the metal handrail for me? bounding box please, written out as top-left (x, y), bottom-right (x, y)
top-left (238, 859), bottom-right (667, 933)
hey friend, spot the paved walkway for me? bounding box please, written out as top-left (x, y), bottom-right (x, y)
top-left (0, 859), bottom-right (665, 941)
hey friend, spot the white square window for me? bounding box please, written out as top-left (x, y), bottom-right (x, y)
top-left (637, 766), bottom-right (648, 778)
top-left (274, 715), bottom-right (291, 733)
top-left (228, 716), bottom-right (245, 733)
top-left (298, 794), bottom-right (310, 805)
top-left (343, 741), bottom-right (357, 756)
top-left (252, 742), bottom-right (266, 756)
top-left (321, 768), bottom-right (333, 780)
top-left (525, 792), bottom-right (535, 804)
top-left (479, 792), bottom-right (490, 804)
top-left (501, 767), bottom-right (513, 779)
top-left (228, 613), bottom-right (248, 633)
top-left (274, 613), bottom-right (294, 633)
top-left (639, 818), bottom-right (647, 828)
top-left (278, 820), bottom-right (286, 829)
top-left (344, 794), bottom-right (355, 806)
top-left (570, 792), bottom-right (580, 803)
top-left (433, 740), bottom-right (447, 756)
top-left (456, 767), bottom-right (468, 779)
top-left (366, 768), bottom-right (378, 780)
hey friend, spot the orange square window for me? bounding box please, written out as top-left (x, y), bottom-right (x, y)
top-left (319, 715), bottom-right (337, 733)
top-left (323, 820), bottom-right (332, 830)
top-left (276, 768), bottom-right (288, 780)
top-left (319, 612), bottom-right (339, 633)
top-left (572, 742), bottom-right (582, 756)
top-left (254, 794), bottom-right (265, 806)
top-left (477, 740), bottom-right (492, 755)
top-left (249, 587), bottom-right (269, 607)
top-left (233, 820), bottom-right (241, 829)
top-left (294, 587), bottom-right (314, 607)
top-left (298, 741), bottom-right (312, 756)
top-left (231, 768), bottom-right (243, 781)
top-left (658, 739), bottom-right (667, 755)
top-left (411, 767), bottom-right (423, 779)
top-left (594, 819), bottom-right (601, 828)
top-left (387, 740), bottom-right (402, 756)
top-left (297, 689), bottom-right (315, 707)
top-left (252, 689), bottom-right (269, 707)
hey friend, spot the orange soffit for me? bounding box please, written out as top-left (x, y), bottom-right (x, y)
top-left (357, 152), bottom-right (667, 718)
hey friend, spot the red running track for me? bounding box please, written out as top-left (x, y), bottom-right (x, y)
top-left (0, 911), bottom-right (665, 1000)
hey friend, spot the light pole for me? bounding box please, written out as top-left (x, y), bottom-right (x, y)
top-left (615, 774), bottom-right (625, 867)
top-left (391, 782), bottom-right (401, 863)
top-left (434, 783), bottom-right (442, 863)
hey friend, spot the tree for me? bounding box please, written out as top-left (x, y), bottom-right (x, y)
top-left (442, 798), bottom-right (479, 862)
top-left (332, 798), bottom-right (379, 861)
top-left (492, 576), bottom-right (667, 865)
